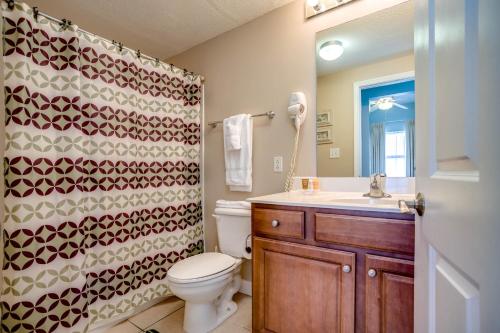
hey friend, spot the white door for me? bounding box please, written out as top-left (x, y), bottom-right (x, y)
top-left (414, 0), bottom-right (500, 332)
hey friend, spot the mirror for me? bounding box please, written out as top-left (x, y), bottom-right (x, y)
top-left (315, 1), bottom-right (415, 177)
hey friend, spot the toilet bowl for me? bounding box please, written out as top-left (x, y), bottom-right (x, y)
top-left (166, 200), bottom-right (251, 333)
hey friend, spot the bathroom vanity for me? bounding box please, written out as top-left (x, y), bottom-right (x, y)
top-left (248, 192), bottom-right (415, 333)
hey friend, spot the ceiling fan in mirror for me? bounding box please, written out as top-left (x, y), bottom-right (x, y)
top-left (369, 96), bottom-right (409, 112)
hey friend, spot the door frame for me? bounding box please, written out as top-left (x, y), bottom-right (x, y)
top-left (352, 70), bottom-right (415, 176)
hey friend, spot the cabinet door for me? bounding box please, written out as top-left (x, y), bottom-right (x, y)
top-left (365, 254), bottom-right (414, 333)
top-left (253, 237), bottom-right (355, 333)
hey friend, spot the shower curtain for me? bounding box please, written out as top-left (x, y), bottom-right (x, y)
top-left (1, 2), bottom-right (203, 332)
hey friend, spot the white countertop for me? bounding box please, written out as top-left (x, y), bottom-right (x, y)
top-left (247, 191), bottom-right (416, 214)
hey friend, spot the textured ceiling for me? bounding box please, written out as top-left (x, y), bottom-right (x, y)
top-left (316, 1), bottom-right (414, 76)
top-left (23, 0), bottom-right (295, 59)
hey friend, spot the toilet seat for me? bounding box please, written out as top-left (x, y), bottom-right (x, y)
top-left (167, 252), bottom-right (237, 284)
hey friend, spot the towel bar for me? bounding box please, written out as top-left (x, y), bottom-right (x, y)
top-left (208, 111), bottom-right (275, 128)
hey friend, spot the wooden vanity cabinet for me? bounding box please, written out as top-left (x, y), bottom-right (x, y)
top-left (365, 255), bottom-right (414, 333)
top-left (253, 237), bottom-right (355, 333)
top-left (252, 204), bottom-right (415, 333)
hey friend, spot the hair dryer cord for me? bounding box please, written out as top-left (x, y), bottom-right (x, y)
top-left (284, 124), bottom-right (301, 191)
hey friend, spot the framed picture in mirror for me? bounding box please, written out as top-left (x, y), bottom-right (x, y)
top-left (316, 111), bottom-right (332, 127)
top-left (316, 128), bottom-right (332, 144)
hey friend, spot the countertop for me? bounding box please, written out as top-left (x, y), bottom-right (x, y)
top-left (247, 191), bottom-right (416, 214)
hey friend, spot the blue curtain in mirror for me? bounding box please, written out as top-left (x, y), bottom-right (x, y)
top-left (405, 120), bottom-right (415, 176)
top-left (369, 122), bottom-right (385, 174)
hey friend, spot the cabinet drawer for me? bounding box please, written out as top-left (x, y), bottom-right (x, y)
top-left (253, 208), bottom-right (304, 239)
top-left (315, 213), bottom-right (414, 254)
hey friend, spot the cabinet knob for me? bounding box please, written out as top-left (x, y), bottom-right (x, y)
top-left (271, 219), bottom-right (280, 228)
top-left (342, 265), bottom-right (351, 273)
top-left (367, 268), bottom-right (377, 278)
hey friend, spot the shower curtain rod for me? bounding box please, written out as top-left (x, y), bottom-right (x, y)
top-left (4, 0), bottom-right (205, 83)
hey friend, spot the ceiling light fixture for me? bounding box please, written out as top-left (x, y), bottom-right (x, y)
top-left (319, 40), bottom-right (344, 61)
top-left (307, 0), bottom-right (322, 11)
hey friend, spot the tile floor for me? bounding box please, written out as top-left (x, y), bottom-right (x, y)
top-left (106, 293), bottom-right (252, 333)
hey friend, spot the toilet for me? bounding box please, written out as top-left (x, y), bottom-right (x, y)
top-left (167, 200), bottom-right (251, 333)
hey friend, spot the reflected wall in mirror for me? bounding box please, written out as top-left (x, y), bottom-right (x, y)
top-left (315, 1), bottom-right (415, 177)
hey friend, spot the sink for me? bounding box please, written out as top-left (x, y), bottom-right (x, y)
top-left (247, 191), bottom-right (415, 213)
top-left (332, 197), bottom-right (398, 205)
top-left (332, 197), bottom-right (401, 205)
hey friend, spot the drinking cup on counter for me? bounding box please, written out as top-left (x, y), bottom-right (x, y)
top-left (300, 177), bottom-right (320, 193)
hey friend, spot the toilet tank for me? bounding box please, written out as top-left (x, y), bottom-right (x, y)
top-left (213, 202), bottom-right (252, 259)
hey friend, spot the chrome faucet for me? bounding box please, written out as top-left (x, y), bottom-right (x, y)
top-left (363, 173), bottom-right (391, 198)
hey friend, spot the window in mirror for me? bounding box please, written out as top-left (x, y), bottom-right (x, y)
top-left (385, 131), bottom-right (407, 177)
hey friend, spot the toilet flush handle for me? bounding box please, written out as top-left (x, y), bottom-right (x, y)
top-left (245, 235), bottom-right (252, 254)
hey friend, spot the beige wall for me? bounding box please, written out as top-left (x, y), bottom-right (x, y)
top-left (168, 0), bottom-right (408, 281)
top-left (317, 53), bottom-right (414, 176)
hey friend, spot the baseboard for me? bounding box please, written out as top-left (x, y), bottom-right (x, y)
top-left (89, 295), bottom-right (169, 333)
top-left (239, 279), bottom-right (252, 296)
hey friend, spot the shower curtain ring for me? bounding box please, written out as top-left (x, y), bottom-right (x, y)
top-left (60, 18), bottom-right (72, 30)
top-left (7, 0), bottom-right (15, 10)
top-left (112, 40), bottom-right (123, 52)
top-left (155, 58), bottom-right (160, 66)
top-left (33, 6), bottom-right (39, 21)
top-left (136, 50), bottom-right (141, 58)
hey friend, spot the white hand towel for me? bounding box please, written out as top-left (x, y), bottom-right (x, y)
top-left (223, 115), bottom-right (245, 151)
top-left (224, 114), bottom-right (253, 192)
top-left (215, 200), bottom-right (251, 210)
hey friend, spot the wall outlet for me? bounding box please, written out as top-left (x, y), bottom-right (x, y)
top-left (273, 156), bottom-right (283, 172)
top-left (330, 147), bottom-right (340, 159)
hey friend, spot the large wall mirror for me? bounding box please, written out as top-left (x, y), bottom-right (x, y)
top-left (315, 1), bottom-right (415, 177)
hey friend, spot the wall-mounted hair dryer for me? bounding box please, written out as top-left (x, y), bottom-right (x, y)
top-left (287, 92), bottom-right (308, 130)
top-left (285, 92), bottom-right (308, 191)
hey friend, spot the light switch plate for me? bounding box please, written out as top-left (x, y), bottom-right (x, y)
top-left (273, 156), bottom-right (283, 172)
top-left (330, 148), bottom-right (340, 159)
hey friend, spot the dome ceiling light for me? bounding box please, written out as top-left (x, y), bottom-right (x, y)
top-left (319, 40), bottom-right (344, 61)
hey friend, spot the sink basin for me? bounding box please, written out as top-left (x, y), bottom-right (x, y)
top-left (332, 197), bottom-right (401, 205)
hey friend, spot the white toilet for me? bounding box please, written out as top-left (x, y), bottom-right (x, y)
top-left (167, 200), bottom-right (251, 333)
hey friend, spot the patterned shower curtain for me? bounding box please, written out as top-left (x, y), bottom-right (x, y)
top-left (1, 2), bottom-right (203, 332)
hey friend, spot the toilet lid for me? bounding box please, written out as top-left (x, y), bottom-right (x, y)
top-left (167, 252), bottom-right (236, 282)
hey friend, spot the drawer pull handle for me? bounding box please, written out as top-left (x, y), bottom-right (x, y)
top-left (342, 265), bottom-right (351, 273)
top-left (368, 268), bottom-right (377, 278)
top-left (271, 219), bottom-right (280, 228)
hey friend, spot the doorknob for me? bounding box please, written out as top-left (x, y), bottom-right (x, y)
top-left (398, 192), bottom-right (425, 216)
